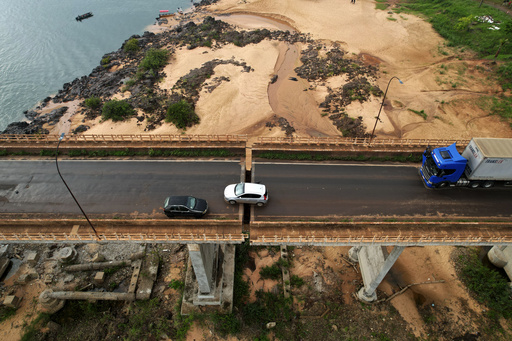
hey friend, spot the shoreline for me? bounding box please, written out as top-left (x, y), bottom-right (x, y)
top-left (2, 0), bottom-right (511, 140)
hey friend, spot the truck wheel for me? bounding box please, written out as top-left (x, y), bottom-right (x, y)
top-left (229, 200), bottom-right (237, 205)
top-left (483, 181), bottom-right (494, 188)
top-left (469, 181), bottom-right (481, 188)
top-left (256, 202), bottom-right (264, 207)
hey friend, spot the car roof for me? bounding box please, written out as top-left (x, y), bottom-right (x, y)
top-left (243, 183), bottom-right (266, 195)
top-left (165, 196), bottom-right (190, 205)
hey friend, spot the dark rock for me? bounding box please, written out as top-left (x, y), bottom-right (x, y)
top-left (72, 125), bottom-right (90, 134)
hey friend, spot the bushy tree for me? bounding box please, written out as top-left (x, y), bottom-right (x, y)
top-left (101, 99), bottom-right (135, 122)
top-left (123, 38), bottom-right (140, 54)
top-left (165, 100), bottom-right (199, 129)
top-left (139, 48), bottom-right (169, 72)
top-left (84, 96), bottom-right (101, 109)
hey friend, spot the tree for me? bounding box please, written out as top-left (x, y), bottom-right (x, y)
top-left (101, 99), bottom-right (135, 122)
top-left (123, 38), bottom-right (140, 54)
top-left (165, 100), bottom-right (199, 129)
top-left (139, 49), bottom-right (170, 72)
top-left (84, 96), bottom-right (101, 109)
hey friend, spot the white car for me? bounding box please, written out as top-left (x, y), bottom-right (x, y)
top-left (224, 182), bottom-right (268, 206)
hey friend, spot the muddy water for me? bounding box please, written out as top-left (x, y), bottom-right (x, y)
top-left (217, 14), bottom-right (340, 137)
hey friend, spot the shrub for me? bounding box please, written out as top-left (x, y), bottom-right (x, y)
top-left (290, 274), bottom-right (305, 288)
top-left (460, 249), bottom-right (512, 319)
top-left (101, 56), bottom-right (111, 65)
top-left (259, 264), bottom-right (281, 280)
top-left (497, 62), bottom-right (512, 90)
top-left (165, 100), bottom-right (200, 129)
top-left (123, 38), bottom-right (140, 54)
top-left (101, 99), bottom-right (135, 122)
top-left (84, 96), bottom-right (101, 109)
top-left (140, 48), bottom-right (169, 72)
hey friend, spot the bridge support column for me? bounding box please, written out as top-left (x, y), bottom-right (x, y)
top-left (181, 244), bottom-right (235, 315)
top-left (356, 245), bottom-right (405, 302)
top-left (348, 246), bottom-right (363, 262)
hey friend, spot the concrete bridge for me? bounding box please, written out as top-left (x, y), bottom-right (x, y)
top-left (0, 134), bottom-right (510, 311)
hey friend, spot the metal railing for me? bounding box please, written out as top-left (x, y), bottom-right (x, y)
top-left (256, 136), bottom-right (471, 148)
top-left (0, 134), bottom-right (248, 144)
top-left (0, 232), bottom-right (248, 244)
top-left (249, 221), bottom-right (512, 246)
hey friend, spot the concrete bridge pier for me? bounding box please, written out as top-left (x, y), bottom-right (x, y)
top-left (349, 245), bottom-right (406, 302)
top-left (181, 243), bottom-right (235, 315)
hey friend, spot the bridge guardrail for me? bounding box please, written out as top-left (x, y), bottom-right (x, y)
top-left (255, 136), bottom-right (471, 149)
top-left (0, 134), bottom-right (249, 144)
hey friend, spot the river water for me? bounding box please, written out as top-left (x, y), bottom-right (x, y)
top-left (0, 0), bottom-right (191, 131)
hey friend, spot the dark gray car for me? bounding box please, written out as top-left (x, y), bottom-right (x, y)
top-left (163, 196), bottom-right (208, 218)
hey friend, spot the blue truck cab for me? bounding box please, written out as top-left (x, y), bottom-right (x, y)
top-left (420, 143), bottom-right (467, 188)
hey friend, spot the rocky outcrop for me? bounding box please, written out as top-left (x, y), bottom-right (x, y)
top-left (1, 107), bottom-right (68, 134)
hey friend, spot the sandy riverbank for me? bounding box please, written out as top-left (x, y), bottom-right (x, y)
top-left (44, 0), bottom-right (512, 139)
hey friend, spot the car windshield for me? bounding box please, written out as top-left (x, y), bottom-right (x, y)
top-left (235, 183), bottom-right (244, 196)
top-left (187, 197), bottom-right (196, 209)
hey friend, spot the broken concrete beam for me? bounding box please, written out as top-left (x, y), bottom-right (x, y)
top-left (58, 247), bottom-right (77, 264)
top-left (39, 290), bottom-right (65, 314)
top-left (3, 295), bottom-right (21, 308)
top-left (44, 273), bottom-right (53, 285)
top-left (26, 251), bottom-right (39, 266)
top-left (128, 260), bottom-right (142, 294)
top-left (94, 272), bottom-right (105, 285)
top-left (136, 251), bottom-right (159, 300)
top-left (0, 245), bottom-right (9, 258)
top-left (15, 271), bottom-right (38, 284)
top-left (91, 253), bottom-right (106, 263)
top-left (64, 260), bottom-right (131, 272)
top-left (46, 291), bottom-right (135, 301)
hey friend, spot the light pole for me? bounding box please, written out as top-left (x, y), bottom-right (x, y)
top-left (56, 133), bottom-right (100, 240)
top-left (369, 76), bottom-right (403, 144)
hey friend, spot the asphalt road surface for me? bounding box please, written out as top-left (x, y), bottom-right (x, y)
top-left (253, 162), bottom-right (512, 219)
top-left (0, 160), bottom-right (242, 217)
top-left (0, 160), bottom-right (511, 219)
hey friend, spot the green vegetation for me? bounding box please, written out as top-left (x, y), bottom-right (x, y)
top-left (103, 263), bottom-right (125, 275)
top-left (259, 264), bottom-right (282, 280)
top-left (84, 96), bottom-right (101, 109)
top-left (123, 38), bottom-right (140, 54)
top-left (120, 299), bottom-right (173, 341)
top-left (211, 312), bottom-right (241, 336)
top-left (168, 279), bottom-right (185, 291)
top-left (497, 62), bottom-right (512, 90)
top-left (101, 56), bottom-right (111, 66)
top-left (400, 0), bottom-right (512, 58)
top-left (0, 306), bottom-right (16, 323)
top-left (376, 2), bottom-right (389, 10)
top-left (290, 274), bottom-right (305, 288)
top-left (408, 108), bottom-right (428, 120)
top-left (122, 79), bottom-right (136, 92)
top-left (139, 48), bottom-right (170, 72)
top-left (255, 151), bottom-right (422, 163)
top-left (165, 100), bottom-right (200, 129)
top-left (459, 249), bottom-right (512, 320)
top-left (477, 95), bottom-right (512, 128)
top-left (5, 148), bottom-right (235, 158)
top-left (101, 99), bottom-right (135, 122)
top-left (20, 313), bottom-right (51, 341)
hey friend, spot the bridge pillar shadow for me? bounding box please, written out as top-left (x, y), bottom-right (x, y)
top-left (349, 245), bottom-right (406, 302)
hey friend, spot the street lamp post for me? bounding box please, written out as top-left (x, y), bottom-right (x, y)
top-left (56, 133), bottom-right (100, 240)
top-left (369, 76), bottom-right (403, 144)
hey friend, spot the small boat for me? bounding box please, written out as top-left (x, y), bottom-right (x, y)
top-left (158, 10), bottom-right (174, 18)
top-left (76, 12), bottom-right (93, 21)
